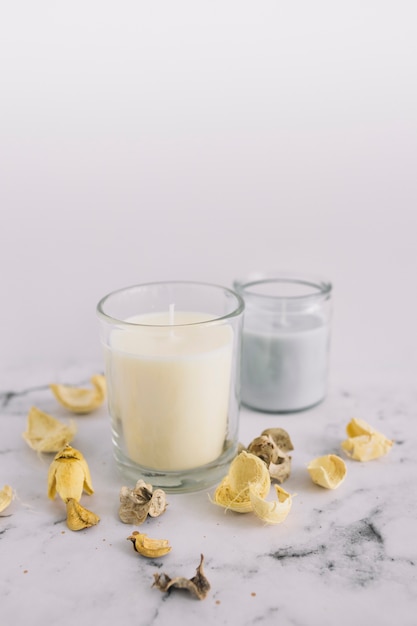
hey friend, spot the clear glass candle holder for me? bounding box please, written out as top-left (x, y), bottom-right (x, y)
top-left (234, 272), bottom-right (332, 413)
top-left (97, 281), bottom-right (244, 492)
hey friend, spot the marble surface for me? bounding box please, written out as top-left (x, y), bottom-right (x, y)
top-left (1, 363), bottom-right (416, 626)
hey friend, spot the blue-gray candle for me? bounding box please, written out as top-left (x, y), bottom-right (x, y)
top-left (235, 274), bottom-right (332, 413)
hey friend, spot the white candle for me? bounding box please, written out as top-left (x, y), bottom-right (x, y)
top-left (105, 311), bottom-right (233, 471)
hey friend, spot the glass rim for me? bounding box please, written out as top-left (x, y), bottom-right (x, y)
top-left (96, 280), bottom-right (245, 327)
top-left (234, 272), bottom-right (332, 302)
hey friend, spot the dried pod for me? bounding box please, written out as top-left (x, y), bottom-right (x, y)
top-left (341, 418), bottom-right (393, 461)
top-left (148, 489), bottom-right (167, 518)
top-left (261, 428), bottom-right (294, 452)
top-left (268, 455), bottom-right (292, 484)
top-left (48, 444), bottom-right (94, 502)
top-left (119, 480), bottom-right (167, 524)
top-left (213, 451), bottom-right (270, 513)
top-left (247, 435), bottom-right (277, 465)
top-left (50, 374), bottom-right (106, 414)
top-left (153, 554), bottom-right (210, 600)
top-left (249, 484), bottom-right (293, 524)
top-left (127, 531), bottom-right (171, 558)
top-left (22, 406), bottom-right (76, 453)
top-left (66, 498), bottom-right (100, 531)
top-left (0, 485), bottom-right (13, 513)
top-left (247, 433), bottom-right (292, 484)
top-left (307, 454), bottom-right (347, 489)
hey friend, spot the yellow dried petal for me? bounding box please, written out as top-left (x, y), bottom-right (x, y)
top-left (0, 485), bottom-right (13, 513)
top-left (342, 419), bottom-right (393, 461)
top-left (66, 498), bottom-right (100, 531)
top-left (213, 451), bottom-right (270, 512)
top-left (345, 418), bottom-right (377, 437)
top-left (128, 531), bottom-right (172, 558)
top-left (213, 482), bottom-right (254, 513)
top-left (227, 451), bottom-right (270, 495)
top-left (307, 454), bottom-right (347, 489)
top-left (341, 434), bottom-right (393, 461)
top-left (50, 374), bottom-right (106, 414)
top-left (22, 406), bottom-right (76, 452)
top-left (48, 445), bottom-right (94, 502)
top-left (249, 484), bottom-right (293, 524)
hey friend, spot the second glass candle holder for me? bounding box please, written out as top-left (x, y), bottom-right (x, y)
top-left (234, 272), bottom-right (332, 413)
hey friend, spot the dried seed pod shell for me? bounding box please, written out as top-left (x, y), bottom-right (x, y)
top-left (213, 451), bottom-right (270, 513)
top-left (247, 435), bottom-right (278, 465)
top-left (119, 480), bottom-right (167, 524)
top-left (247, 433), bottom-right (292, 484)
top-left (148, 489), bottom-right (167, 517)
top-left (342, 419), bottom-right (393, 461)
top-left (269, 455), bottom-right (292, 484)
top-left (22, 406), bottom-right (76, 453)
top-left (261, 428), bottom-right (294, 452)
top-left (119, 486), bottom-right (151, 524)
top-left (66, 498), bottom-right (100, 531)
top-left (249, 484), bottom-right (293, 524)
top-left (50, 374), bottom-right (106, 414)
top-left (153, 554), bottom-right (210, 600)
top-left (128, 531), bottom-right (171, 558)
top-left (48, 445), bottom-right (94, 502)
top-left (0, 485), bottom-right (13, 513)
top-left (307, 454), bottom-right (347, 489)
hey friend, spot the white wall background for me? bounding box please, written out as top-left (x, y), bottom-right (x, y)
top-left (1, 1), bottom-right (416, 377)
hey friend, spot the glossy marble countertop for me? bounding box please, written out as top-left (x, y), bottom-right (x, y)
top-left (1, 362), bottom-right (416, 626)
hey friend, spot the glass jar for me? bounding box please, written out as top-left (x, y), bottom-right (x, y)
top-left (234, 273), bottom-right (332, 413)
top-left (97, 281), bottom-right (244, 492)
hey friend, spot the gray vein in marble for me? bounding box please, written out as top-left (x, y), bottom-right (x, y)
top-left (266, 514), bottom-right (415, 590)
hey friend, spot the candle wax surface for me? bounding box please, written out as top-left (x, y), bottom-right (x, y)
top-left (241, 313), bottom-right (330, 413)
top-left (105, 311), bottom-right (234, 471)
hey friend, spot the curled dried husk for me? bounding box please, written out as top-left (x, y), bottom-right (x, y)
top-left (153, 554), bottom-right (210, 600)
top-left (22, 406), bottom-right (76, 453)
top-left (307, 454), bottom-right (347, 489)
top-left (213, 451), bottom-right (270, 513)
top-left (261, 428), bottom-right (294, 452)
top-left (268, 457), bottom-right (292, 483)
top-left (247, 435), bottom-right (277, 465)
top-left (119, 480), bottom-right (167, 524)
top-left (247, 430), bottom-right (293, 484)
top-left (66, 498), bottom-right (100, 531)
top-left (48, 444), bottom-right (94, 502)
top-left (0, 485), bottom-right (13, 513)
top-left (341, 418), bottom-right (393, 461)
top-left (249, 484), bottom-right (293, 524)
top-left (128, 531), bottom-right (171, 558)
top-left (50, 374), bottom-right (106, 414)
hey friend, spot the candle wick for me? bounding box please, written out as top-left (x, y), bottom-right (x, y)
top-left (168, 303), bottom-right (176, 338)
top-left (169, 303), bottom-right (175, 326)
